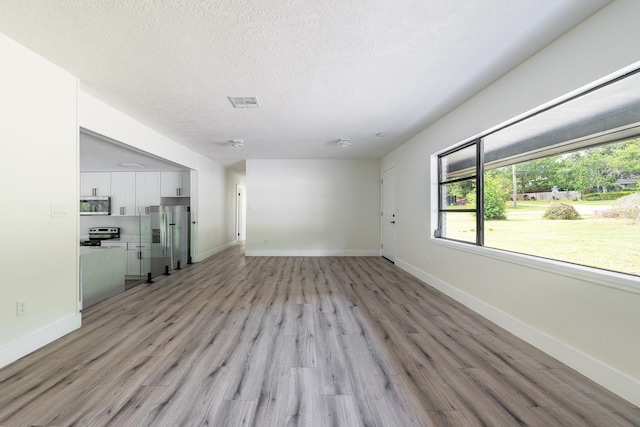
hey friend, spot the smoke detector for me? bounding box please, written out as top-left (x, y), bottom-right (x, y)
top-left (338, 138), bottom-right (351, 148)
top-left (228, 96), bottom-right (260, 108)
top-left (231, 139), bottom-right (245, 148)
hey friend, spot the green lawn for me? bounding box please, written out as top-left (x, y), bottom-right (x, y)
top-left (444, 202), bottom-right (640, 276)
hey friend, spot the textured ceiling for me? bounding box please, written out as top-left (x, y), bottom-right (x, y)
top-left (0, 0), bottom-right (611, 170)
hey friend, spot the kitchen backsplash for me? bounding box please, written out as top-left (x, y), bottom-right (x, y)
top-left (80, 215), bottom-right (139, 238)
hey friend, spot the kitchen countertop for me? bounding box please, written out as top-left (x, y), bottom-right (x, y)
top-left (79, 234), bottom-right (144, 243)
top-left (105, 239), bottom-right (151, 243)
top-left (80, 239), bottom-right (152, 248)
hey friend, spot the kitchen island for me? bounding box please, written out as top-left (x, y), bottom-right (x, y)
top-left (80, 246), bottom-right (125, 308)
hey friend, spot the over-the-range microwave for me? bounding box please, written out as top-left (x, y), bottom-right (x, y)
top-left (80, 196), bottom-right (111, 215)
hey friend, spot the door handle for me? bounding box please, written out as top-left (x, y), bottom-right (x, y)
top-left (390, 221), bottom-right (395, 224)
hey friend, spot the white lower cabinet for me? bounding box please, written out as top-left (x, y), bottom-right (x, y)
top-left (127, 243), bottom-right (150, 277)
top-left (97, 242), bottom-right (129, 278)
top-left (100, 242), bottom-right (149, 277)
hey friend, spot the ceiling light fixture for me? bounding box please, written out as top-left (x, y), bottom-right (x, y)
top-left (338, 138), bottom-right (351, 148)
top-left (231, 139), bottom-right (245, 148)
top-left (228, 96), bottom-right (260, 108)
top-left (119, 163), bottom-right (145, 168)
top-left (376, 133), bottom-right (388, 137)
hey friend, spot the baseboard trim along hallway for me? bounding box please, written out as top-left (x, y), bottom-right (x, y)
top-left (0, 313), bottom-right (81, 371)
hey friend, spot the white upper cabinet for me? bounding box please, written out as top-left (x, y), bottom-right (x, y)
top-left (136, 172), bottom-right (161, 214)
top-left (161, 171), bottom-right (190, 197)
top-left (110, 172), bottom-right (136, 216)
top-left (80, 172), bottom-right (111, 196)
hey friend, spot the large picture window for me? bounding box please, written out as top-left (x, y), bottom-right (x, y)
top-left (436, 69), bottom-right (640, 277)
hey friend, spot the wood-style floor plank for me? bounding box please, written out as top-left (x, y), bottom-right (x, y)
top-left (0, 244), bottom-right (637, 426)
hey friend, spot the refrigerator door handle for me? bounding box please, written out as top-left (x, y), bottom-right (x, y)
top-left (168, 222), bottom-right (175, 269)
top-left (160, 214), bottom-right (166, 256)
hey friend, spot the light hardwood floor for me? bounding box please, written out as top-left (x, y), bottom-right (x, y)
top-left (1, 244), bottom-right (638, 426)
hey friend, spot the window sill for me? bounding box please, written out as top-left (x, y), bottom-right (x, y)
top-left (431, 237), bottom-right (640, 295)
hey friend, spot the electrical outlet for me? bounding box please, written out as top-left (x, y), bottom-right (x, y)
top-left (16, 300), bottom-right (26, 317)
top-left (264, 239), bottom-right (268, 245)
top-left (425, 256), bottom-right (430, 267)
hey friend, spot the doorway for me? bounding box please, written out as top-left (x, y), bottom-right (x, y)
top-left (381, 166), bottom-right (396, 262)
top-left (236, 185), bottom-right (246, 242)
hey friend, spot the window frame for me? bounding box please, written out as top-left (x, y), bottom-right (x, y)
top-left (436, 139), bottom-right (484, 245)
top-left (433, 66), bottom-right (640, 287)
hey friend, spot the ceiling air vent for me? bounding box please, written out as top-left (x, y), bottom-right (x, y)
top-left (228, 96), bottom-right (260, 108)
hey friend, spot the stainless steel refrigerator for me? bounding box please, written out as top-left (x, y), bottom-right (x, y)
top-left (149, 205), bottom-right (190, 278)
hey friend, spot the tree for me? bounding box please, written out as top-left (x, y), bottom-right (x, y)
top-left (505, 139), bottom-right (640, 195)
top-left (609, 139), bottom-right (640, 180)
top-left (447, 179), bottom-right (475, 200)
top-left (515, 156), bottom-right (563, 193)
top-left (558, 140), bottom-right (640, 193)
top-left (574, 148), bottom-right (617, 193)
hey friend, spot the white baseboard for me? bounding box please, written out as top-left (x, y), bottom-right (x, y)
top-left (395, 258), bottom-right (640, 408)
top-left (198, 241), bottom-right (237, 261)
top-left (245, 249), bottom-right (380, 257)
top-left (0, 313), bottom-right (82, 370)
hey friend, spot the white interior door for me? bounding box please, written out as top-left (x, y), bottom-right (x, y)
top-left (382, 167), bottom-right (396, 262)
top-left (236, 185), bottom-right (246, 242)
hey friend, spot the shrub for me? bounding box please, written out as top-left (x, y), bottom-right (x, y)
top-left (613, 193), bottom-right (640, 224)
top-left (583, 191), bottom-right (636, 201)
top-left (465, 191), bottom-right (476, 205)
top-left (484, 176), bottom-right (507, 220)
top-left (543, 203), bottom-right (580, 220)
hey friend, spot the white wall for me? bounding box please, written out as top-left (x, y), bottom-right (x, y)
top-left (78, 91), bottom-right (238, 261)
top-left (382, 0), bottom-right (640, 406)
top-left (0, 32), bottom-right (241, 368)
top-left (246, 159), bottom-right (380, 256)
top-left (194, 157), bottom-right (244, 260)
top-left (0, 33), bottom-right (81, 368)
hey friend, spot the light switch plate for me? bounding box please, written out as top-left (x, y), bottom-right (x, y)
top-left (51, 203), bottom-right (69, 218)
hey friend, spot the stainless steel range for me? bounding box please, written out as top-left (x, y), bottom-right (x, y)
top-left (80, 227), bottom-right (120, 246)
